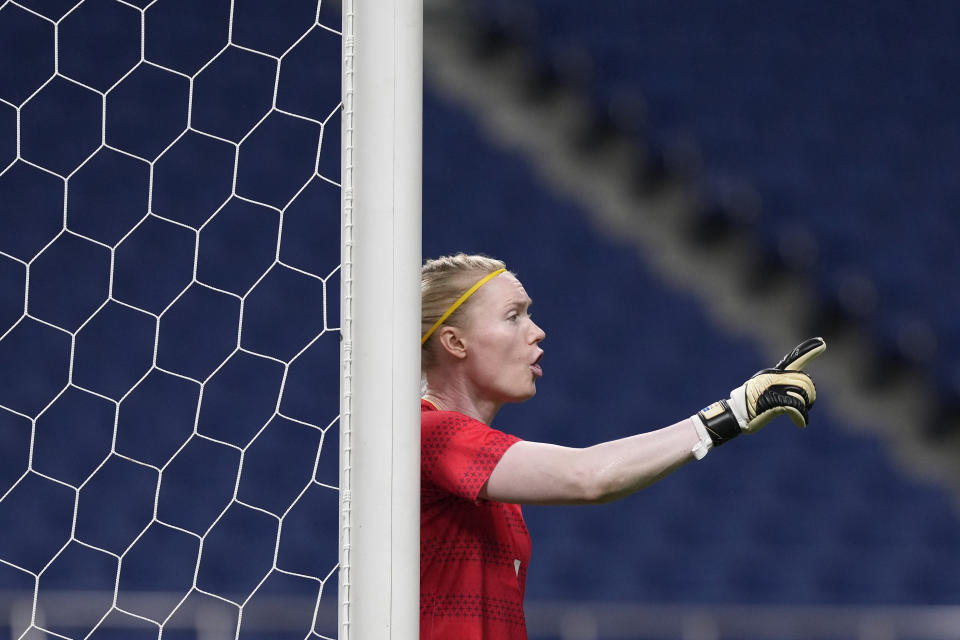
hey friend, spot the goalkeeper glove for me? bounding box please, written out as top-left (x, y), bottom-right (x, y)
top-left (692, 337), bottom-right (825, 458)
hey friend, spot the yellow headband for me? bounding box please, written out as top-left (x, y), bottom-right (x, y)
top-left (421, 268), bottom-right (507, 345)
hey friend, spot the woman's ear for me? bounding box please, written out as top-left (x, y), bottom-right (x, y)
top-left (436, 326), bottom-right (468, 360)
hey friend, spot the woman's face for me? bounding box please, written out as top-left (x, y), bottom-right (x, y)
top-left (458, 272), bottom-right (546, 403)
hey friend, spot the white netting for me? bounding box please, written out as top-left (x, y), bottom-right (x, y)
top-left (0, 0), bottom-right (341, 637)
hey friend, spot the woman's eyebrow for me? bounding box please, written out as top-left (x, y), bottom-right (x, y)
top-left (504, 298), bottom-right (533, 311)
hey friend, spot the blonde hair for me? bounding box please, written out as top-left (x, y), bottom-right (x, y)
top-left (421, 253), bottom-right (508, 369)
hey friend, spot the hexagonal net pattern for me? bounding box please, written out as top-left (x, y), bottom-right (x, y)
top-left (0, 0), bottom-right (342, 637)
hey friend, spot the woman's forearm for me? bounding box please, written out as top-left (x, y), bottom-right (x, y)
top-left (578, 416), bottom-right (701, 503)
top-left (482, 417), bottom-right (703, 505)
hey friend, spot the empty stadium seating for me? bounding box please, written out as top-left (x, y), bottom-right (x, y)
top-left (448, 0), bottom-right (960, 606)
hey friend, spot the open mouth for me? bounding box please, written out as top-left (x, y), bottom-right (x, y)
top-left (531, 352), bottom-right (543, 378)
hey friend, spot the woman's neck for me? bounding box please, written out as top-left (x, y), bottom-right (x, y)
top-left (422, 386), bottom-right (501, 425)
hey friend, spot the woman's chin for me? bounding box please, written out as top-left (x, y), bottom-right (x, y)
top-left (513, 384), bottom-right (538, 403)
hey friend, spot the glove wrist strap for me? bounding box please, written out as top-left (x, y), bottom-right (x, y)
top-left (697, 400), bottom-right (741, 447)
top-left (690, 416), bottom-right (713, 460)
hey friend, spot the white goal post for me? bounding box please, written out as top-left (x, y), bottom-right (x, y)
top-left (340, 0), bottom-right (422, 638)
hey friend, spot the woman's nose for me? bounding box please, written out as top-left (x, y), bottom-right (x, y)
top-left (531, 321), bottom-right (546, 343)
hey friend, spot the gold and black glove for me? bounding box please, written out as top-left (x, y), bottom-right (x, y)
top-left (696, 337), bottom-right (825, 450)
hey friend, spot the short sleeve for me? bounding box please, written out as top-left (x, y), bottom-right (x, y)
top-left (421, 411), bottom-right (520, 502)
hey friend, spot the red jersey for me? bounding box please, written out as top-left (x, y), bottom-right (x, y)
top-left (420, 399), bottom-right (531, 639)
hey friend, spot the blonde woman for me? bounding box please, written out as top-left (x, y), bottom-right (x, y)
top-left (419, 253), bottom-right (824, 639)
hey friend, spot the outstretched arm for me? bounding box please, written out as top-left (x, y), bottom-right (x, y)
top-left (481, 337), bottom-right (826, 506)
top-left (481, 417), bottom-right (702, 505)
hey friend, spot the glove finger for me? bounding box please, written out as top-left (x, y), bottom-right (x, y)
top-left (775, 337), bottom-right (827, 372)
top-left (749, 372), bottom-right (817, 407)
top-left (747, 404), bottom-right (808, 431)
top-left (798, 374), bottom-right (817, 406)
top-left (755, 386), bottom-right (810, 423)
top-left (784, 406), bottom-right (808, 429)
top-left (783, 392), bottom-right (811, 427)
top-left (775, 372), bottom-right (817, 406)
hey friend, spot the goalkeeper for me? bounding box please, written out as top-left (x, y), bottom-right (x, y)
top-left (419, 253), bottom-right (825, 640)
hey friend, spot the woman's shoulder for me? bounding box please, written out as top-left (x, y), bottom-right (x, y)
top-left (420, 399), bottom-right (488, 432)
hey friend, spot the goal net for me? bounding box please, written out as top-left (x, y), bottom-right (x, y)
top-left (0, 0), bottom-right (350, 637)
